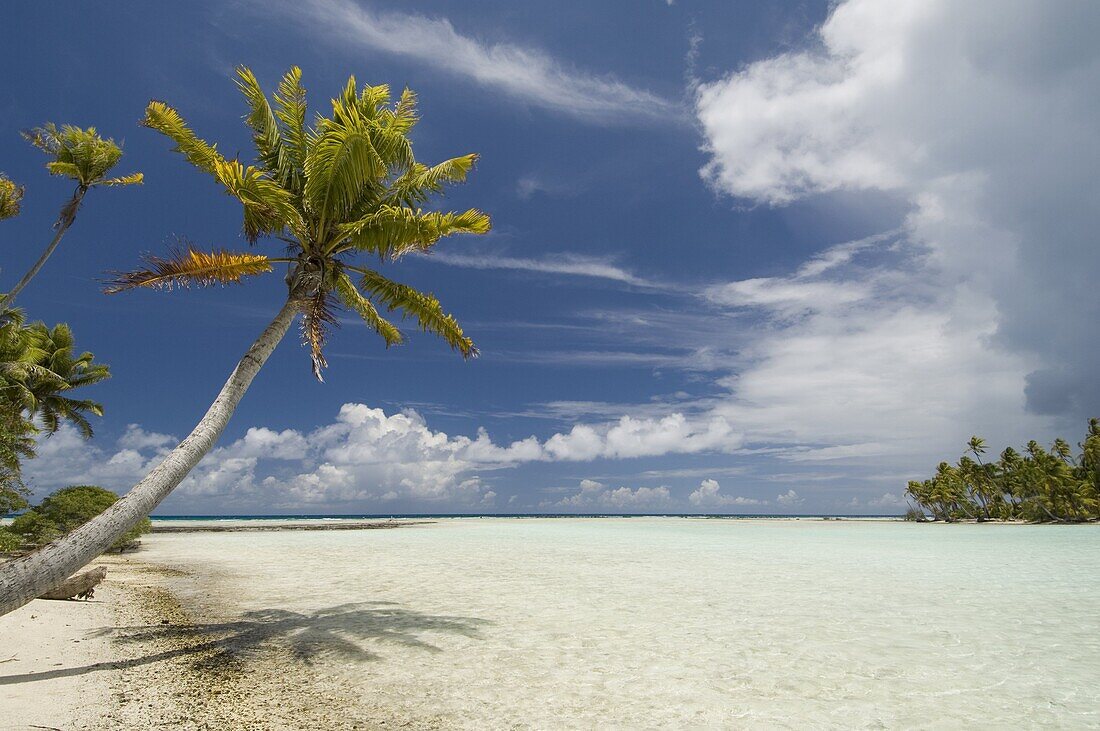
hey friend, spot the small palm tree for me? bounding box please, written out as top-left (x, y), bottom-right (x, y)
top-left (23, 322), bottom-right (110, 437)
top-left (0, 309), bottom-right (109, 513)
top-left (0, 174), bottom-right (23, 221)
top-left (0, 67), bottom-right (490, 615)
top-left (0, 124), bottom-right (142, 308)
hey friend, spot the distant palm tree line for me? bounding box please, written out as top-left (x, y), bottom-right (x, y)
top-left (906, 420), bottom-right (1100, 522)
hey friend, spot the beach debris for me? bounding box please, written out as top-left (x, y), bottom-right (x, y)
top-left (37, 565), bottom-right (107, 601)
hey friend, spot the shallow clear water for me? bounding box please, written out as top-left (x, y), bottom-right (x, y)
top-left (141, 518), bottom-right (1100, 728)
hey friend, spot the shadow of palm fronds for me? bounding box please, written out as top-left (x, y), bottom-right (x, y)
top-left (104, 601), bottom-right (490, 669)
top-left (0, 601), bottom-right (489, 686)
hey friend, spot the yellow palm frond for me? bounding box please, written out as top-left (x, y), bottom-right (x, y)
top-left (390, 87), bottom-right (419, 134)
top-left (105, 247), bottom-right (273, 293)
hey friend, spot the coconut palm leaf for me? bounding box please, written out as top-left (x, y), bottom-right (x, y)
top-left (105, 248), bottom-right (275, 292)
top-left (236, 67), bottom-right (288, 184)
top-left (337, 206), bottom-right (490, 259)
top-left (212, 158), bottom-right (301, 241)
top-left (354, 268), bottom-right (475, 357)
top-left (385, 155), bottom-right (479, 208)
top-left (304, 120), bottom-right (386, 230)
top-left (142, 102), bottom-right (225, 175)
top-left (273, 67), bottom-right (308, 187)
top-left (332, 271), bottom-right (402, 347)
top-left (102, 173), bottom-right (144, 187)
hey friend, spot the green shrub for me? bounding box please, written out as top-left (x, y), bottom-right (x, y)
top-left (10, 485), bottom-right (151, 551)
top-left (0, 526), bottom-right (20, 552)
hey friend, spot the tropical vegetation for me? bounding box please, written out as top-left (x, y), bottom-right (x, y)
top-left (906, 419), bottom-right (1100, 522)
top-left (4, 485), bottom-right (151, 552)
top-left (0, 307), bottom-right (109, 515)
top-left (0, 124), bottom-right (142, 309)
top-left (0, 66), bottom-right (490, 615)
top-left (0, 174), bottom-right (23, 221)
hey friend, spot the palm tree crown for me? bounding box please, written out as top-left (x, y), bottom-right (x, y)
top-left (22, 123), bottom-right (143, 191)
top-left (108, 66), bottom-right (491, 380)
top-left (0, 124), bottom-right (142, 310)
top-left (0, 174), bottom-right (23, 221)
top-left (0, 310), bottom-right (109, 438)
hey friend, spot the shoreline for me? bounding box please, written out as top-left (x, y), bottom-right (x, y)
top-left (150, 519), bottom-right (432, 533)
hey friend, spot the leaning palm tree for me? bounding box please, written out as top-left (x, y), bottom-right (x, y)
top-left (0, 67), bottom-right (489, 615)
top-left (0, 124), bottom-right (142, 308)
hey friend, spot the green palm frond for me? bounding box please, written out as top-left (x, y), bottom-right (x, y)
top-left (105, 247), bottom-right (274, 293)
top-left (0, 174), bottom-right (23, 220)
top-left (337, 206), bottom-right (490, 259)
top-left (274, 66), bottom-right (309, 187)
top-left (333, 271), bottom-right (403, 347)
top-left (142, 102), bottom-right (225, 175)
top-left (386, 154), bottom-right (479, 207)
top-left (1, 314), bottom-right (109, 439)
top-left (355, 268), bottom-right (475, 358)
top-left (236, 66), bottom-right (290, 185)
top-left (212, 158), bottom-right (301, 241)
top-left (390, 88), bottom-right (419, 134)
top-left (304, 121), bottom-right (386, 229)
top-left (23, 123), bottom-right (138, 188)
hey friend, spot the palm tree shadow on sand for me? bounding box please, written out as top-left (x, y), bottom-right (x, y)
top-left (0, 601), bottom-right (489, 685)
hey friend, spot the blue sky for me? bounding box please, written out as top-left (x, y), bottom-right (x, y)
top-left (2, 1), bottom-right (1097, 514)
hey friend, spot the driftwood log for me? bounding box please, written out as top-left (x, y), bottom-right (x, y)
top-left (37, 565), bottom-right (107, 601)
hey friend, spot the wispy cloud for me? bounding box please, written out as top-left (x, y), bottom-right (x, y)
top-left (426, 251), bottom-right (661, 288)
top-left (515, 175), bottom-right (576, 200)
top-left (280, 0), bottom-right (680, 125)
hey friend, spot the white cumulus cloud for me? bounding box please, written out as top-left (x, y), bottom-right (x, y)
top-left (688, 479), bottom-right (765, 509)
top-left (548, 479), bottom-right (673, 512)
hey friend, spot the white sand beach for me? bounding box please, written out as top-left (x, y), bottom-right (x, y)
top-left (3, 518), bottom-right (1099, 729)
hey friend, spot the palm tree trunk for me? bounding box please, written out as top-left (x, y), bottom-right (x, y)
top-left (0, 295), bottom-right (298, 616)
top-left (0, 185), bottom-right (87, 309)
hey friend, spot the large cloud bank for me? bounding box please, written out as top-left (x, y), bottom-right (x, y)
top-left (697, 0), bottom-right (1100, 426)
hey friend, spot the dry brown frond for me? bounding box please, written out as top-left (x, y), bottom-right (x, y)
top-left (297, 289), bottom-right (339, 382)
top-left (105, 247), bottom-right (273, 293)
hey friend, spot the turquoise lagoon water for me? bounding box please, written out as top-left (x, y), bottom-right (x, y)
top-left (140, 518), bottom-right (1100, 728)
